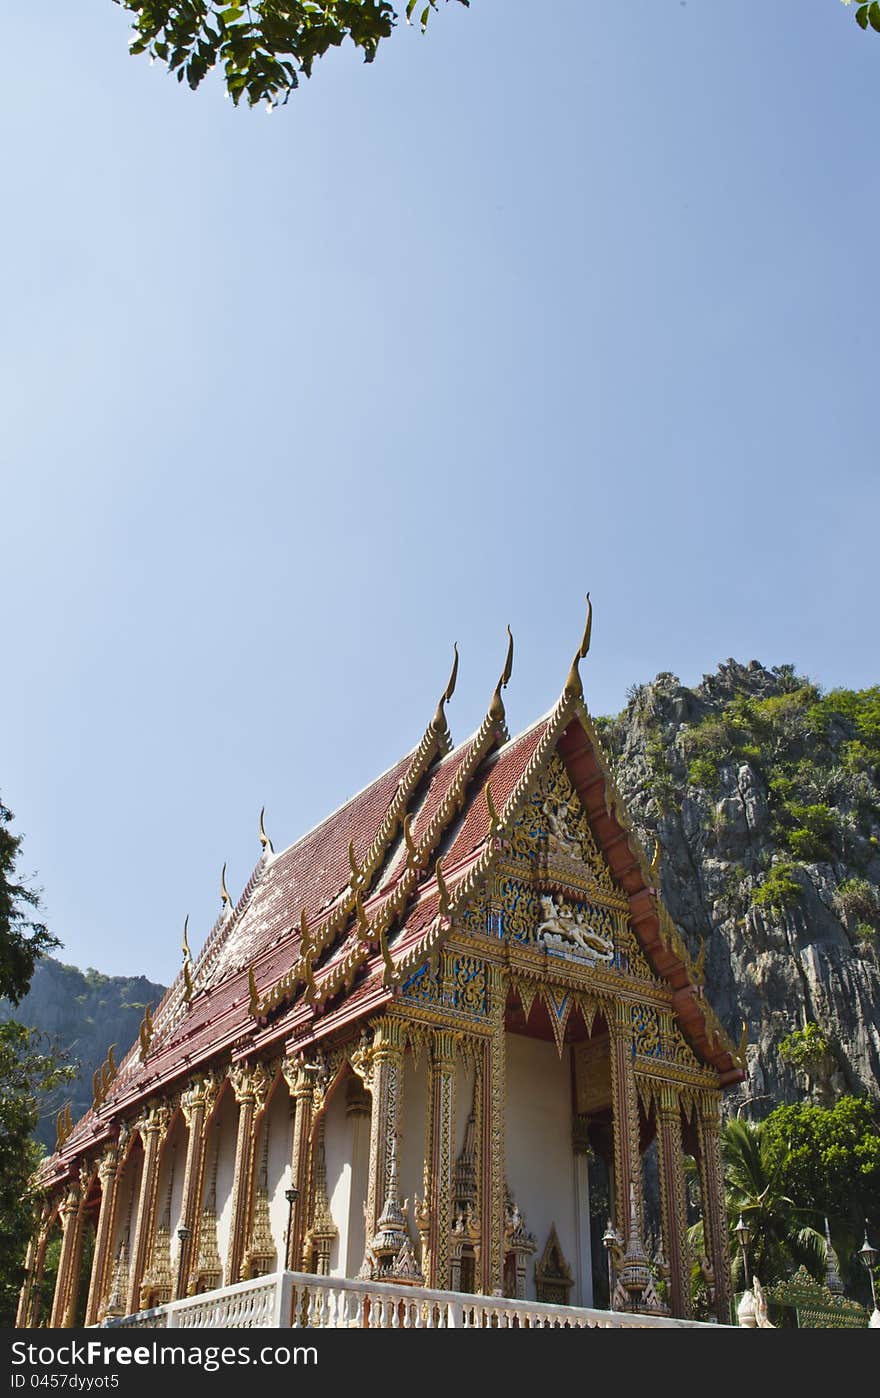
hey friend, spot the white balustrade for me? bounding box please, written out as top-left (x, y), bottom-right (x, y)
top-left (102, 1270), bottom-right (726, 1330)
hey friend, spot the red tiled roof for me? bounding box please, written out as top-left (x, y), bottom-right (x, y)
top-left (44, 695), bottom-right (744, 1186)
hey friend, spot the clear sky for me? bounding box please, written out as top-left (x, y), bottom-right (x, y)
top-left (2, 2), bottom-right (877, 984)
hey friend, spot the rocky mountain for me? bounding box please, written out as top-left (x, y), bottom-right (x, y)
top-left (0, 957), bottom-right (166, 1152)
top-left (595, 660), bottom-right (880, 1116)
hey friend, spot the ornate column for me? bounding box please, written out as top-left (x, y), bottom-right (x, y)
top-left (359, 1016), bottom-right (405, 1277)
top-left (17, 1201), bottom-right (54, 1329)
top-left (84, 1146), bottom-right (119, 1326)
top-left (696, 1090), bottom-right (733, 1324)
top-left (655, 1084), bottom-right (691, 1318)
top-left (177, 1073), bottom-right (219, 1298)
top-left (609, 1001), bottom-right (644, 1239)
top-left (485, 964), bottom-right (506, 1295)
top-left (49, 1185), bottom-right (82, 1328)
top-left (426, 1029), bottom-right (457, 1290)
top-left (126, 1106), bottom-right (168, 1316)
top-left (226, 1062), bottom-right (271, 1285)
top-left (282, 1058), bottom-right (315, 1271)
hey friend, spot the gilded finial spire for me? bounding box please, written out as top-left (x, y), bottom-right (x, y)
top-left (649, 837), bottom-right (661, 884)
top-left (431, 642), bottom-right (459, 734)
top-left (489, 626), bottom-right (514, 722)
top-left (181, 915), bottom-right (190, 962)
top-left (183, 958), bottom-right (193, 1003)
top-left (563, 593), bottom-right (593, 700)
top-left (259, 807), bottom-right (274, 856)
top-left (403, 813), bottom-right (424, 870)
top-left (736, 1019), bottom-right (748, 1065)
top-left (220, 862), bottom-right (232, 911)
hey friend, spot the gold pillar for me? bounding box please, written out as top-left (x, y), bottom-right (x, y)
top-left (427, 1029), bottom-right (457, 1290)
top-left (696, 1091), bottom-right (733, 1324)
top-left (84, 1147), bottom-right (118, 1326)
top-left (359, 1017), bottom-right (405, 1275)
top-left (49, 1185), bottom-right (82, 1328)
top-left (486, 964), bottom-right (506, 1294)
top-left (16, 1209), bottom-right (46, 1328)
top-left (655, 1084), bottom-right (691, 1318)
top-left (126, 1107), bottom-right (168, 1316)
top-left (177, 1073), bottom-right (219, 1298)
top-left (609, 1000), bottom-right (644, 1241)
top-left (282, 1059), bottom-right (315, 1271)
top-left (226, 1062), bottom-right (271, 1285)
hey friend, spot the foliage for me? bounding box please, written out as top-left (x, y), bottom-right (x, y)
top-left (851, 2), bottom-right (880, 36)
top-left (834, 877), bottom-right (880, 926)
top-left (760, 1097), bottom-right (880, 1296)
top-left (721, 1116), bottom-right (827, 1289)
top-left (687, 755), bottom-right (720, 794)
top-left (0, 1023), bottom-right (73, 1326)
top-left (0, 798), bottom-right (58, 1005)
top-left (116, 0), bottom-right (468, 107)
top-left (752, 861), bottom-right (803, 913)
top-left (778, 1021), bottom-right (832, 1073)
top-left (0, 797), bottom-right (67, 1325)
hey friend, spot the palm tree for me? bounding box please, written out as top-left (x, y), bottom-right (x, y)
top-left (721, 1117), bottom-right (827, 1289)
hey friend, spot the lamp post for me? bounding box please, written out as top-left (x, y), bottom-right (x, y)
top-left (284, 1186), bottom-right (299, 1270)
top-left (733, 1214), bottom-right (757, 1328)
top-left (601, 1219), bottom-right (621, 1309)
top-left (734, 1214), bottom-right (751, 1288)
top-left (858, 1223), bottom-right (880, 1329)
top-left (176, 1225), bottom-right (191, 1301)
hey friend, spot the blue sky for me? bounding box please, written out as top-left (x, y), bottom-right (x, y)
top-left (2, 2), bottom-right (877, 983)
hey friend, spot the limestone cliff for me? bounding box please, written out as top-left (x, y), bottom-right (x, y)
top-left (595, 661), bottom-right (880, 1116)
top-left (0, 957), bottom-right (166, 1151)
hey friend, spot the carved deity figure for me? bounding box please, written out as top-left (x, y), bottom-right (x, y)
top-left (541, 799), bottom-right (580, 858)
top-left (536, 895), bottom-right (614, 963)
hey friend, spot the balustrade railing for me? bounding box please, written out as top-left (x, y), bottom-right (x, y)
top-left (102, 1270), bottom-right (723, 1330)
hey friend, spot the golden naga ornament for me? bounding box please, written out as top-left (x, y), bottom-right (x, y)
top-left (563, 592), bottom-right (592, 700)
top-left (258, 806), bottom-right (273, 855)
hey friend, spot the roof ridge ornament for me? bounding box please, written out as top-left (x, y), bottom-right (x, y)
top-left (489, 626), bottom-right (514, 724)
top-left (431, 642), bottom-right (459, 736)
top-left (563, 593), bottom-right (592, 701)
top-left (258, 807), bottom-right (274, 857)
top-left (485, 781), bottom-right (502, 838)
top-left (220, 862), bottom-right (233, 915)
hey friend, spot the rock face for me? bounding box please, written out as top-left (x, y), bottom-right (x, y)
top-left (0, 957), bottom-right (166, 1151)
top-left (596, 660), bottom-right (880, 1115)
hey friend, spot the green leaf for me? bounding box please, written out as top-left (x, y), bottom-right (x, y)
top-left (856, 5), bottom-right (870, 30)
top-left (869, 2), bottom-right (880, 32)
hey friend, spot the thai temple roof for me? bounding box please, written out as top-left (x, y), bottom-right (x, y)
top-left (43, 606), bottom-right (745, 1189)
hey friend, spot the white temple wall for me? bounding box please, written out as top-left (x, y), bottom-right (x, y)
top-left (399, 1052), bottom-right (429, 1247)
top-left (504, 1032), bottom-right (577, 1302)
top-left (213, 1093), bottom-right (237, 1277)
top-left (344, 1089), bottom-right (370, 1277)
top-left (453, 1060), bottom-right (476, 1160)
top-left (323, 1080), bottom-right (352, 1276)
top-left (160, 1116), bottom-right (186, 1270)
top-left (265, 1081), bottom-right (293, 1264)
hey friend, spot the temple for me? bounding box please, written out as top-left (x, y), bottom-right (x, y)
top-left (17, 604), bottom-right (747, 1330)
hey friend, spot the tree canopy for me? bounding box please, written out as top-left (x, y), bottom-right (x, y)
top-left (0, 797), bottom-right (70, 1326)
top-left (115, 1), bottom-right (877, 110)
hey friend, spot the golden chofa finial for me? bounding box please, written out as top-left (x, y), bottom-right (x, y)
top-left (181, 914), bottom-right (191, 962)
top-left (221, 862), bottom-right (233, 912)
top-left (378, 923), bottom-right (397, 988)
top-left (563, 593), bottom-right (593, 700)
top-left (489, 626), bottom-right (514, 722)
top-left (247, 965), bottom-right (260, 1017)
top-left (693, 938), bottom-right (706, 983)
top-left (649, 838), bottom-right (662, 885)
top-left (736, 1019), bottom-right (748, 1065)
top-left (259, 807), bottom-right (274, 856)
top-left (431, 642), bottom-right (459, 734)
top-left (183, 958), bottom-right (193, 1003)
